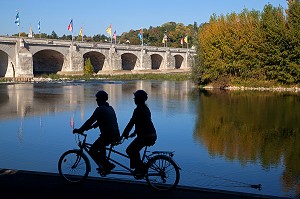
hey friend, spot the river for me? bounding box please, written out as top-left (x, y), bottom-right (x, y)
top-left (0, 79), bottom-right (299, 198)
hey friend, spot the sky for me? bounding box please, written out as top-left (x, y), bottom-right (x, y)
top-left (1, 0), bottom-right (288, 37)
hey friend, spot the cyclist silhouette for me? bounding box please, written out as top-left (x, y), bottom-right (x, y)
top-left (121, 90), bottom-right (157, 175)
top-left (73, 90), bottom-right (120, 173)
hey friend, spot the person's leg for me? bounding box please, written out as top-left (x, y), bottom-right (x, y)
top-left (89, 136), bottom-right (109, 167)
top-left (126, 138), bottom-right (145, 169)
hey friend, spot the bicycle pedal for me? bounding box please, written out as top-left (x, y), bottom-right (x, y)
top-left (134, 173), bottom-right (145, 180)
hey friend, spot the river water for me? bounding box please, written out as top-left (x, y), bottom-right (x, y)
top-left (0, 80), bottom-right (299, 198)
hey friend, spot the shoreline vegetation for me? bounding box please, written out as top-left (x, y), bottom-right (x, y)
top-left (0, 70), bottom-right (299, 92)
top-left (193, 2), bottom-right (300, 87)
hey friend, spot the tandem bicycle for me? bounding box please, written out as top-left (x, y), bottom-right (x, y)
top-left (58, 131), bottom-right (181, 191)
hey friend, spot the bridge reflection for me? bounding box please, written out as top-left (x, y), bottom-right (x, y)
top-left (0, 80), bottom-right (196, 121)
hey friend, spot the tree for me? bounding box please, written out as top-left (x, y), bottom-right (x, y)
top-left (193, 3), bottom-right (300, 86)
top-left (286, 0), bottom-right (300, 84)
top-left (50, 31), bottom-right (58, 39)
top-left (84, 58), bottom-right (94, 75)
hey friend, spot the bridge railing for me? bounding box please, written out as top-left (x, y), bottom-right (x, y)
top-left (0, 36), bottom-right (196, 54)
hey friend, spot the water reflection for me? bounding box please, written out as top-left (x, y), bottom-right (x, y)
top-left (194, 90), bottom-right (300, 196)
top-left (0, 81), bottom-right (299, 197)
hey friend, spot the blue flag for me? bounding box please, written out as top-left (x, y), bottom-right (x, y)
top-left (138, 32), bottom-right (143, 40)
top-left (15, 11), bottom-right (20, 26)
top-left (38, 21), bottom-right (41, 33)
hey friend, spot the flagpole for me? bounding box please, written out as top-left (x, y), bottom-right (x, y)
top-left (71, 18), bottom-right (74, 46)
top-left (142, 28), bottom-right (143, 46)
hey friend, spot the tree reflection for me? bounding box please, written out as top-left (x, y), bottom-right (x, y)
top-left (193, 90), bottom-right (300, 196)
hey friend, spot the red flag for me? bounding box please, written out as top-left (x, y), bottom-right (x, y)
top-left (180, 37), bottom-right (184, 45)
top-left (68, 19), bottom-right (73, 32)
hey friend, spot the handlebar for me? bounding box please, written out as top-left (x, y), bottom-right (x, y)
top-left (73, 131), bottom-right (129, 146)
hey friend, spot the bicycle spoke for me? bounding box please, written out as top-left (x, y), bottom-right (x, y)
top-left (146, 155), bottom-right (180, 191)
top-left (58, 150), bottom-right (90, 183)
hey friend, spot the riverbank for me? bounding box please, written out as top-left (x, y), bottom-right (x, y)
top-left (1, 71), bottom-right (299, 92)
top-left (203, 85), bottom-right (300, 92)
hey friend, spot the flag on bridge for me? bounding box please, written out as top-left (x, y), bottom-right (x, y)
top-left (184, 35), bottom-right (188, 43)
top-left (162, 33), bottom-right (167, 47)
top-left (38, 21), bottom-right (41, 33)
top-left (180, 37), bottom-right (184, 47)
top-left (138, 28), bottom-right (143, 46)
top-left (138, 29), bottom-right (143, 40)
top-left (15, 11), bottom-right (20, 26)
top-left (79, 27), bottom-right (83, 37)
top-left (112, 30), bottom-right (117, 44)
top-left (79, 27), bottom-right (83, 41)
top-left (106, 24), bottom-right (112, 36)
top-left (68, 19), bottom-right (73, 32)
top-left (184, 35), bottom-right (188, 48)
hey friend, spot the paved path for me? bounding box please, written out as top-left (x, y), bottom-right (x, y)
top-left (0, 169), bottom-right (287, 199)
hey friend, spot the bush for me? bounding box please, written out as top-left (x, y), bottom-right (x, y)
top-left (84, 58), bottom-right (94, 75)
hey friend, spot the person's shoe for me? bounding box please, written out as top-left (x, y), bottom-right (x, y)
top-left (133, 168), bottom-right (145, 179)
top-left (104, 162), bottom-right (116, 173)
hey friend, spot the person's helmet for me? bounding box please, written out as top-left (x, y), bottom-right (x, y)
top-left (134, 90), bottom-right (148, 102)
top-left (95, 90), bottom-right (108, 101)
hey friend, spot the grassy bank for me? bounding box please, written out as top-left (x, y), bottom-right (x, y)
top-left (36, 72), bottom-right (193, 81)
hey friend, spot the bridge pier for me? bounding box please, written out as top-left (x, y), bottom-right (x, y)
top-left (16, 38), bottom-right (34, 77)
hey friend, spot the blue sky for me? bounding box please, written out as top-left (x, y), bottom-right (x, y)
top-left (1, 0), bottom-right (288, 37)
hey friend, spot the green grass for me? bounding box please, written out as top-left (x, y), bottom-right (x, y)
top-left (35, 72), bottom-right (193, 81)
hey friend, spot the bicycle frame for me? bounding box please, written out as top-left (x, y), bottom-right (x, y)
top-left (77, 133), bottom-right (152, 176)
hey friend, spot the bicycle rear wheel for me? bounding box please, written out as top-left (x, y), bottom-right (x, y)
top-left (145, 155), bottom-right (180, 191)
top-left (58, 150), bottom-right (90, 183)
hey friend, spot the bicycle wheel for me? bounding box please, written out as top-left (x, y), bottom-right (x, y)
top-left (145, 155), bottom-right (180, 191)
top-left (58, 150), bottom-right (90, 183)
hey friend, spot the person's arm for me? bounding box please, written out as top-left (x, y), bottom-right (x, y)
top-left (73, 109), bottom-right (98, 134)
top-left (121, 109), bottom-right (137, 138)
top-left (122, 117), bottom-right (134, 139)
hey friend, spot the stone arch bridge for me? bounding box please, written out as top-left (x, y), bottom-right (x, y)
top-left (0, 36), bottom-right (196, 78)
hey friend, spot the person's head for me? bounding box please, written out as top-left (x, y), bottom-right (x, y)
top-left (95, 90), bottom-right (108, 104)
top-left (133, 90), bottom-right (148, 105)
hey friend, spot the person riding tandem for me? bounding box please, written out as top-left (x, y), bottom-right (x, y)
top-left (73, 90), bottom-right (120, 173)
top-left (122, 90), bottom-right (157, 176)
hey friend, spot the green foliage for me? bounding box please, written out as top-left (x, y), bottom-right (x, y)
top-left (193, 1), bottom-right (300, 87)
top-left (84, 58), bottom-right (94, 75)
top-left (119, 22), bottom-right (198, 48)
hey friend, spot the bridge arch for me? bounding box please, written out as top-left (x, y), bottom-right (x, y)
top-left (0, 50), bottom-right (15, 77)
top-left (121, 53), bottom-right (138, 70)
top-left (33, 49), bottom-right (64, 76)
top-left (151, 54), bottom-right (163, 70)
top-left (83, 51), bottom-right (105, 73)
top-left (0, 50), bottom-right (9, 77)
top-left (174, 55), bottom-right (184, 69)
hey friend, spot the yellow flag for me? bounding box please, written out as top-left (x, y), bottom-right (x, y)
top-left (162, 37), bottom-right (165, 43)
top-left (79, 27), bottom-right (83, 37)
top-left (106, 24), bottom-right (112, 36)
top-left (184, 36), bottom-right (188, 43)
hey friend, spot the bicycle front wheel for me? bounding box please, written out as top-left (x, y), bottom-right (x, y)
top-left (145, 155), bottom-right (180, 191)
top-left (58, 150), bottom-right (90, 183)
